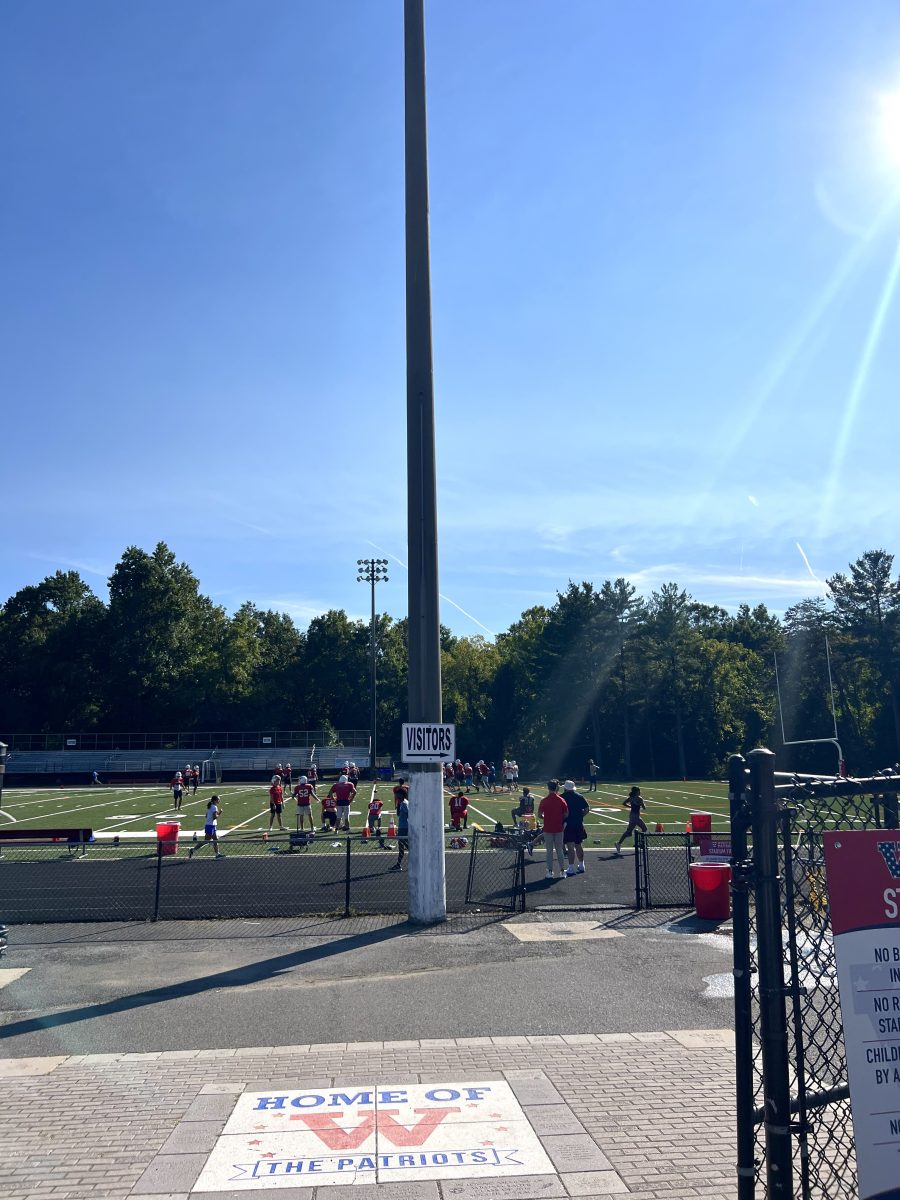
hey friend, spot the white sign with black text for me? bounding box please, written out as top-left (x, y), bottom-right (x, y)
top-left (401, 722), bottom-right (455, 763)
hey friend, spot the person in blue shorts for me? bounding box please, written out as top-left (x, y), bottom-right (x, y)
top-left (189, 795), bottom-right (224, 858)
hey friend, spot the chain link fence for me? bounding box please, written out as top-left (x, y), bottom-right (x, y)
top-left (0, 831), bottom-right (482, 922)
top-left (731, 751), bottom-right (899, 1200)
top-left (635, 831), bottom-right (694, 908)
top-left (464, 829), bottom-right (525, 912)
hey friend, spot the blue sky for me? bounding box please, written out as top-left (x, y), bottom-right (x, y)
top-left (3, 0), bottom-right (900, 639)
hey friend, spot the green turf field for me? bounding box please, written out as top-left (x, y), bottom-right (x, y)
top-left (0, 777), bottom-right (730, 849)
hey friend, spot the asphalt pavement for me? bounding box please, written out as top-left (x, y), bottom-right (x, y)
top-left (0, 909), bottom-right (734, 1057)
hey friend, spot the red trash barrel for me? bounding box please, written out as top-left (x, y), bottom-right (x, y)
top-left (689, 811), bottom-right (712, 846)
top-left (156, 821), bottom-right (181, 856)
top-left (689, 862), bottom-right (731, 920)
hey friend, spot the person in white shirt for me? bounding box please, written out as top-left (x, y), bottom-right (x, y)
top-left (189, 796), bottom-right (225, 858)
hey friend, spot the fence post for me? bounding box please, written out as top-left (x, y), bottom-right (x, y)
top-left (729, 753), bottom-right (756, 1200)
top-left (749, 747), bottom-right (793, 1197)
top-left (634, 830), bottom-right (643, 908)
top-left (344, 837), bottom-right (352, 918)
top-left (152, 840), bottom-right (162, 922)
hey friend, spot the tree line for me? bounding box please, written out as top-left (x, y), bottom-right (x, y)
top-left (2, 542), bottom-right (899, 779)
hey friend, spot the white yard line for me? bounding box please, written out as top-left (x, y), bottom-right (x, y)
top-left (224, 806), bottom-right (277, 835)
top-left (96, 787), bottom-right (247, 833)
top-left (0, 790), bottom-right (158, 827)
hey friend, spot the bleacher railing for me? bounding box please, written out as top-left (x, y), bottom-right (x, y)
top-left (1, 730), bottom-right (371, 753)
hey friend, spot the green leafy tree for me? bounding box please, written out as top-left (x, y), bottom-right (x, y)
top-left (102, 543), bottom-right (228, 729)
top-left (0, 571), bottom-right (104, 731)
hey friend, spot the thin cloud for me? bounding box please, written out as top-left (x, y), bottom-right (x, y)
top-left (366, 540), bottom-right (496, 638)
top-left (26, 552), bottom-right (110, 579)
top-left (796, 542), bottom-right (822, 584)
top-left (747, 495), bottom-right (760, 507)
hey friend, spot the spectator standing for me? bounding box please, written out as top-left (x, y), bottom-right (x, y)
top-left (293, 775), bottom-right (317, 832)
top-left (614, 786), bottom-right (648, 855)
top-left (390, 791), bottom-right (410, 871)
top-left (538, 781), bottom-right (568, 879)
top-left (189, 795), bottom-right (224, 858)
top-left (562, 780), bottom-right (589, 875)
top-left (283, 762), bottom-right (293, 790)
top-left (587, 760), bottom-right (599, 791)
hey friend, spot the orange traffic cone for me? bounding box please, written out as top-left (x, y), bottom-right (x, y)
top-left (362, 823), bottom-right (370, 840)
top-left (387, 818), bottom-right (397, 838)
top-left (685, 820), bottom-right (692, 833)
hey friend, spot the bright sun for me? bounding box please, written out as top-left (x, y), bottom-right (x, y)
top-left (878, 91), bottom-right (900, 167)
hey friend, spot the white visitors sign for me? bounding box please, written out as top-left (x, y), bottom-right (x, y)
top-left (401, 722), bottom-right (455, 763)
top-left (193, 1079), bottom-right (553, 1190)
top-left (823, 830), bottom-right (900, 1200)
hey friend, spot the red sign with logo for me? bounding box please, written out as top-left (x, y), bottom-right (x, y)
top-left (823, 831), bottom-right (900, 1200)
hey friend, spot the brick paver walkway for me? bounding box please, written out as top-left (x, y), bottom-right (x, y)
top-left (0, 1029), bottom-right (736, 1200)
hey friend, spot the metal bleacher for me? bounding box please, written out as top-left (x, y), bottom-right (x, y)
top-left (5, 746), bottom-right (371, 778)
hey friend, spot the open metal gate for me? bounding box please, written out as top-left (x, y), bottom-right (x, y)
top-left (731, 750), bottom-right (900, 1199)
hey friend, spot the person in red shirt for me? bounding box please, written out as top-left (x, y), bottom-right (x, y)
top-left (449, 790), bottom-right (469, 831)
top-left (392, 778), bottom-right (409, 811)
top-left (268, 778), bottom-right (285, 832)
top-left (321, 787), bottom-right (338, 831)
top-left (538, 780), bottom-right (568, 880)
top-left (292, 775), bottom-right (317, 832)
top-left (367, 793), bottom-right (385, 847)
top-left (330, 775), bottom-right (357, 832)
top-left (283, 762), bottom-right (293, 789)
top-left (170, 772), bottom-right (184, 811)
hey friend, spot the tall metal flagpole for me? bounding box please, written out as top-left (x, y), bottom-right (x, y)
top-left (404, 0), bottom-right (446, 924)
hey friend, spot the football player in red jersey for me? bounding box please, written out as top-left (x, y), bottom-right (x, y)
top-left (292, 775), bottom-right (317, 832)
top-left (268, 778), bottom-right (285, 832)
top-left (449, 790), bottom-right (469, 831)
top-left (367, 792), bottom-right (386, 847)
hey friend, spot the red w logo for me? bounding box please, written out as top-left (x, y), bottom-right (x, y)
top-left (291, 1106), bottom-right (460, 1150)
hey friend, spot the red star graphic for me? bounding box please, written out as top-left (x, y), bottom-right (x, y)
top-left (248, 1140), bottom-right (262, 1147)
top-left (466, 1102), bottom-right (479, 1108)
top-left (480, 1140), bottom-right (495, 1147)
top-left (254, 1125), bottom-right (266, 1131)
top-left (261, 1152), bottom-right (275, 1158)
top-left (497, 1126), bottom-right (509, 1132)
top-left (489, 1111), bottom-right (503, 1118)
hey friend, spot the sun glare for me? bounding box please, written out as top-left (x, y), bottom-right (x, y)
top-left (878, 91), bottom-right (900, 167)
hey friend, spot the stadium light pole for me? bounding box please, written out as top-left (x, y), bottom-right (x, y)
top-left (405, 0), bottom-right (446, 924)
top-left (357, 559), bottom-right (388, 780)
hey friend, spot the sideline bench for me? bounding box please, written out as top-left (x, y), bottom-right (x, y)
top-left (0, 827), bottom-right (93, 856)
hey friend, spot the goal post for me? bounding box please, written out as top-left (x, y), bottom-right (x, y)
top-left (201, 760), bottom-right (222, 785)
